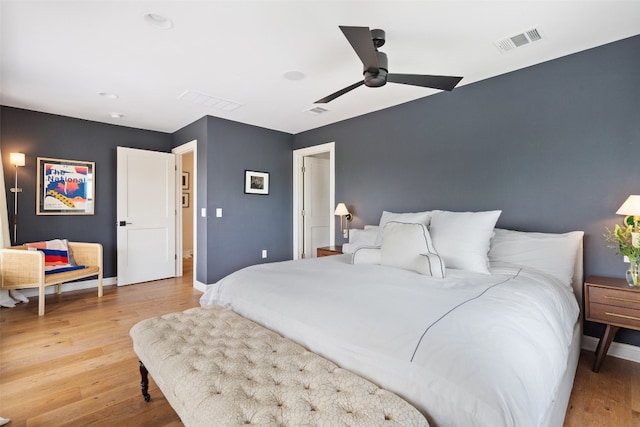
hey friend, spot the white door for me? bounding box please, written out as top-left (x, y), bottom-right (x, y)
top-left (117, 147), bottom-right (176, 286)
top-left (303, 156), bottom-right (330, 258)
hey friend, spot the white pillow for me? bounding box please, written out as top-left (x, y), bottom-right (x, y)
top-left (343, 228), bottom-right (379, 254)
top-left (375, 210), bottom-right (432, 245)
top-left (380, 221), bottom-right (445, 278)
top-left (352, 246), bottom-right (382, 264)
top-left (489, 228), bottom-right (584, 286)
top-left (429, 210), bottom-right (502, 274)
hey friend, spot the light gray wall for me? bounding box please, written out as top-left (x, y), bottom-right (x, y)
top-left (293, 35), bottom-right (640, 346)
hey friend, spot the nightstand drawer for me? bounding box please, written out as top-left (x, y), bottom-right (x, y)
top-left (317, 246), bottom-right (343, 257)
top-left (588, 302), bottom-right (640, 329)
top-left (588, 286), bottom-right (640, 310)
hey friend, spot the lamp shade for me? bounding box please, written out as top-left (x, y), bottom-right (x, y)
top-left (9, 152), bottom-right (25, 167)
top-left (616, 195), bottom-right (640, 216)
top-left (334, 203), bottom-right (349, 216)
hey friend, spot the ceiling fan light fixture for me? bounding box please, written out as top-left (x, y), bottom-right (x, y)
top-left (144, 13), bottom-right (173, 30)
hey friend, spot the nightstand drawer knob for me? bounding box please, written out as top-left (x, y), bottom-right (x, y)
top-left (605, 312), bottom-right (640, 322)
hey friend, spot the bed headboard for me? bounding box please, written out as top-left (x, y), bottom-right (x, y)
top-left (571, 239), bottom-right (584, 326)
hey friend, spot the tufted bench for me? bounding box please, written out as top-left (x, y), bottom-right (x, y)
top-left (130, 306), bottom-right (429, 427)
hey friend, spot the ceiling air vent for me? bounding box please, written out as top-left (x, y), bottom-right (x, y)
top-left (178, 90), bottom-right (242, 112)
top-left (495, 28), bottom-right (543, 53)
top-left (304, 106), bottom-right (329, 116)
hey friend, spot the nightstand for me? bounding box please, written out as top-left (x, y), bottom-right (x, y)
top-left (584, 276), bottom-right (640, 372)
top-left (317, 245), bottom-right (343, 257)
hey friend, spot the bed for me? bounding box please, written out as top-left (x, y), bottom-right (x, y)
top-left (200, 210), bottom-right (584, 427)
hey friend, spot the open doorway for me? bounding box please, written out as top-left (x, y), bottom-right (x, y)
top-left (172, 140), bottom-right (197, 286)
top-left (292, 142), bottom-right (335, 259)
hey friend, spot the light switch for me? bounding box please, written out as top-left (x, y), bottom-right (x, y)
top-left (216, 208), bottom-right (223, 218)
top-left (201, 208), bottom-right (206, 217)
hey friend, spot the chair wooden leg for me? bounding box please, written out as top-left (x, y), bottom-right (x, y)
top-left (97, 274), bottom-right (103, 298)
top-left (38, 286), bottom-right (45, 316)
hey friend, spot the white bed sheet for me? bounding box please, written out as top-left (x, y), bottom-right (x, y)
top-left (200, 255), bottom-right (579, 427)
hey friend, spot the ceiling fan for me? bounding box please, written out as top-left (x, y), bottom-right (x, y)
top-left (315, 26), bottom-right (463, 104)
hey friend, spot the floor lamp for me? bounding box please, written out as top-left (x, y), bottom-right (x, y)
top-left (9, 152), bottom-right (25, 244)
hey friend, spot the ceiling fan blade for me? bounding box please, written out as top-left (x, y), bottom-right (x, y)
top-left (315, 81), bottom-right (364, 104)
top-left (339, 26), bottom-right (379, 71)
top-left (387, 74), bottom-right (463, 91)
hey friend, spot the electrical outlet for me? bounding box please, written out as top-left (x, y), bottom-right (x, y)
top-left (624, 256), bottom-right (630, 263)
top-left (216, 208), bottom-right (222, 217)
top-left (262, 249), bottom-right (267, 259)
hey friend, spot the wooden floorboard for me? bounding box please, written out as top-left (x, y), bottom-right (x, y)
top-left (1, 262), bottom-right (639, 426)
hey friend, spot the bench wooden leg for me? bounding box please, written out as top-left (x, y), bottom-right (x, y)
top-left (139, 361), bottom-right (151, 402)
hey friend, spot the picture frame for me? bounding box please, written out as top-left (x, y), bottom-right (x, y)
top-left (182, 193), bottom-right (190, 208)
top-left (244, 170), bottom-right (269, 195)
top-left (37, 157), bottom-right (95, 215)
top-left (182, 172), bottom-right (189, 190)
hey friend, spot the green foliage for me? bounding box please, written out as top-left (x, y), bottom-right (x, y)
top-left (604, 224), bottom-right (640, 260)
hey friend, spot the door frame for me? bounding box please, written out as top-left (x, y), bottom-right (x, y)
top-left (172, 140), bottom-right (199, 289)
top-left (292, 142), bottom-right (335, 260)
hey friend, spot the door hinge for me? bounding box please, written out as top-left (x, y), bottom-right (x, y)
top-left (301, 210), bottom-right (305, 217)
top-left (301, 166), bottom-right (306, 173)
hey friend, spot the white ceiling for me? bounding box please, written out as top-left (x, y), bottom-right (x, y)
top-left (1, 1), bottom-right (639, 135)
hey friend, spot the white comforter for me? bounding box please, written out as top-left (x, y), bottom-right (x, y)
top-left (200, 255), bottom-right (579, 427)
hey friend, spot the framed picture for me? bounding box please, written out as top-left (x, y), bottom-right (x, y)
top-left (182, 193), bottom-right (190, 208)
top-left (182, 172), bottom-right (189, 190)
top-left (244, 170), bottom-right (269, 195)
top-left (37, 157), bottom-right (95, 215)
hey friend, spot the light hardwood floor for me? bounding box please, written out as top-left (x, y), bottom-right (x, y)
top-left (1, 267), bottom-right (639, 426)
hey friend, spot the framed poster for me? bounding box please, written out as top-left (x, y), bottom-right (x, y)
top-left (244, 170), bottom-right (269, 195)
top-left (36, 157), bottom-right (95, 215)
top-left (182, 172), bottom-right (189, 190)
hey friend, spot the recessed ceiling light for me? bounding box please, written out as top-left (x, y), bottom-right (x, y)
top-left (283, 71), bottom-right (305, 81)
top-left (144, 13), bottom-right (173, 30)
top-left (110, 113), bottom-right (124, 118)
top-left (99, 92), bottom-right (118, 99)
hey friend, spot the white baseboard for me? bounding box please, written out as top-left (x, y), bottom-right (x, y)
top-left (582, 334), bottom-right (640, 364)
top-left (194, 280), bottom-right (207, 293)
top-left (15, 275), bottom-right (207, 298)
top-left (16, 277), bottom-right (117, 298)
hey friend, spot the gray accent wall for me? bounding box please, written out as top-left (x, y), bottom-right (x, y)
top-left (293, 35), bottom-right (640, 346)
top-left (0, 106), bottom-right (173, 277)
top-left (1, 108), bottom-right (293, 286)
top-left (172, 115), bottom-right (293, 284)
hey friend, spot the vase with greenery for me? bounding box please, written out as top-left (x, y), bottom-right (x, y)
top-left (604, 223), bottom-right (640, 286)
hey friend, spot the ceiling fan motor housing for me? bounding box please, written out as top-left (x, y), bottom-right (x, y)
top-left (371, 28), bottom-right (386, 48)
top-left (363, 51), bottom-right (388, 87)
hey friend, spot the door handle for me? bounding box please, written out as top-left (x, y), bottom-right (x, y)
top-left (118, 221), bottom-right (133, 226)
